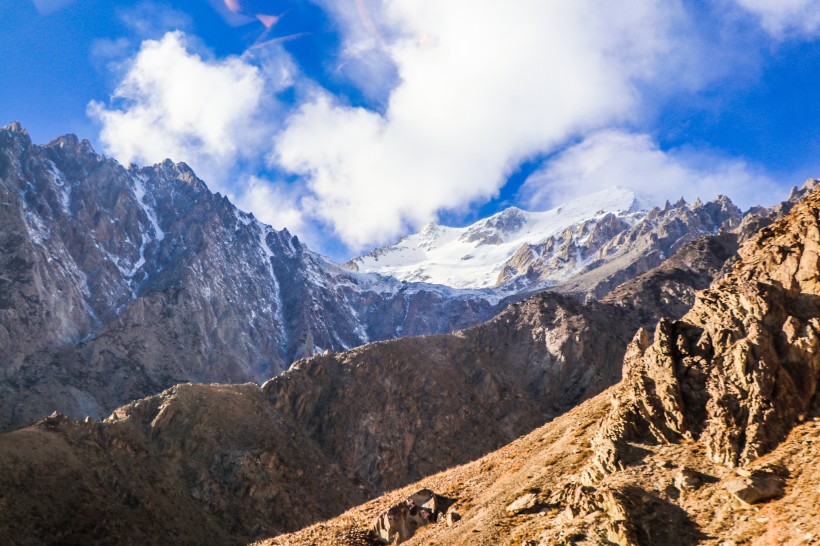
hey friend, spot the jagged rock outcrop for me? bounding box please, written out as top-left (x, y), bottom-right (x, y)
top-left (587, 183), bottom-right (820, 480)
top-left (545, 195), bottom-right (742, 301)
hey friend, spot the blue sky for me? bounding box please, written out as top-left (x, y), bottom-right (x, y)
top-left (1, 0), bottom-right (819, 259)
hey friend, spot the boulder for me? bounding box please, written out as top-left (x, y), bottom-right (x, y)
top-left (673, 468), bottom-right (702, 491)
top-left (506, 493), bottom-right (539, 515)
top-left (724, 470), bottom-right (785, 504)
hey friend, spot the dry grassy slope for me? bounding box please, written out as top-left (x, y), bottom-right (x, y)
top-left (258, 392), bottom-right (818, 546)
top-left (0, 383), bottom-right (367, 546)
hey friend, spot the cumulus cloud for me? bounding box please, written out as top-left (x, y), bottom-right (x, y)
top-left (520, 131), bottom-right (781, 211)
top-left (88, 31), bottom-right (270, 191)
top-left (733, 0), bottom-right (820, 37)
top-left (274, 1), bottom-right (698, 249)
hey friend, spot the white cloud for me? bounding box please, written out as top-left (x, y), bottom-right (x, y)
top-left (236, 176), bottom-right (306, 233)
top-left (274, 1), bottom-right (698, 249)
top-left (31, 0), bottom-right (73, 15)
top-left (313, 0), bottom-right (398, 104)
top-left (88, 31), bottom-right (270, 191)
top-left (520, 131), bottom-right (780, 211)
top-left (733, 0), bottom-right (820, 38)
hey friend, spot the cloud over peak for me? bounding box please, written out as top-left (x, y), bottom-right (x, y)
top-left (84, 1), bottom-right (813, 257)
top-left (521, 131), bottom-right (779, 212)
top-left (275, 0), bottom-right (694, 249)
top-left (88, 31), bottom-right (270, 190)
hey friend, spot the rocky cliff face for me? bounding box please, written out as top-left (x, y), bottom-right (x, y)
top-left (0, 122), bottom-right (511, 431)
top-left (587, 182), bottom-right (820, 478)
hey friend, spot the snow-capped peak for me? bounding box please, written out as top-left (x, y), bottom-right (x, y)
top-left (346, 187), bottom-right (655, 289)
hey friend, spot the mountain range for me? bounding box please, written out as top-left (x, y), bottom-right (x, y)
top-left (0, 121), bottom-right (818, 545)
top-left (0, 122), bottom-right (755, 431)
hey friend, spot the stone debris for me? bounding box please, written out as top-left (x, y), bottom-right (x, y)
top-left (673, 468), bottom-right (702, 491)
top-left (506, 493), bottom-right (539, 515)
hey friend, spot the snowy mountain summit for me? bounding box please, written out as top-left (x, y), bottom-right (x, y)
top-left (346, 187), bottom-right (655, 289)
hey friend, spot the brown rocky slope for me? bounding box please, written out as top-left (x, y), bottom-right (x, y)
top-left (2, 176), bottom-right (815, 543)
top-left (0, 292), bottom-right (638, 545)
top-left (0, 383), bottom-right (368, 545)
top-left (260, 182), bottom-right (820, 545)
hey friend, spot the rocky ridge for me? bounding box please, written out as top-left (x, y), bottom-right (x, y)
top-left (348, 188), bottom-right (743, 302)
top-left (0, 120), bottom-right (762, 432)
top-left (259, 184), bottom-right (820, 546)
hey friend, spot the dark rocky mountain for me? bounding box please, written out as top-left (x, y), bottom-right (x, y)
top-left (0, 122), bottom-right (511, 431)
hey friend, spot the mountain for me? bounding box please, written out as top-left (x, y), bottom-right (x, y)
top-left (260, 179), bottom-right (820, 545)
top-left (0, 122), bottom-right (514, 431)
top-left (346, 187), bottom-right (743, 301)
top-left (2, 180), bottom-right (811, 545)
top-left (0, 268), bottom-right (685, 544)
top-left (346, 187), bottom-right (650, 288)
top-left (0, 121), bottom-right (755, 432)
